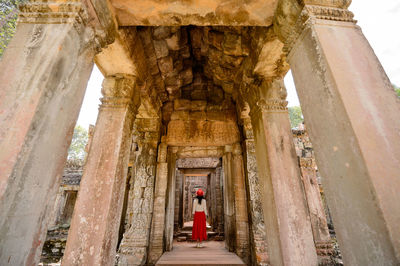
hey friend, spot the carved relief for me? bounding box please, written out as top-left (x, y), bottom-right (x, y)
top-left (284, 4), bottom-right (356, 54)
top-left (18, 1), bottom-right (85, 24)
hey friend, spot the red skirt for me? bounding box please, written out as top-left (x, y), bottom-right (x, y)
top-left (192, 211), bottom-right (207, 241)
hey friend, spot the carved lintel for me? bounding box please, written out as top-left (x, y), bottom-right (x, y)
top-left (284, 4), bottom-right (357, 54)
top-left (18, 1), bottom-right (86, 24)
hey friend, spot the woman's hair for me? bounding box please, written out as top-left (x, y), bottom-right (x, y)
top-left (196, 195), bottom-right (203, 204)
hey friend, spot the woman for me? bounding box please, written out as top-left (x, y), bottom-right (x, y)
top-left (192, 189), bottom-right (207, 247)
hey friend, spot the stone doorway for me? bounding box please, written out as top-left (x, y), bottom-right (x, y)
top-left (172, 158), bottom-right (225, 244)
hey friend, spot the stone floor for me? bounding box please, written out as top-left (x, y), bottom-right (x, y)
top-left (156, 241), bottom-right (246, 266)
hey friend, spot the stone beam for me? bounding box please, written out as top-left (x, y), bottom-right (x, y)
top-left (166, 120), bottom-right (240, 147)
top-left (253, 28), bottom-right (289, 82)
top-left (109, 0), bottom-right (278, 26)
top-left (176, 146), bottom-right (225, 159)
top-left (95, 37), bottom-right (137, 76)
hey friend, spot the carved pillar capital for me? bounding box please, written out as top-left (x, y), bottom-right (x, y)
top-left (286, 4), bottom-right (356, 53)
top-left (224, 144), bottom-right (233, 154)
top-left (18, 0), bottom-right (85, 24)
top-left (249, 79), bottom-right (288, 121)
top-left (274, 0), bottom-right (356, 54)
top-left (100, 75), bottom-right (139, 110)
top-left (232, 143), bottom-right (243, 156)
top-left (302, 0), bottom-right (352, 9)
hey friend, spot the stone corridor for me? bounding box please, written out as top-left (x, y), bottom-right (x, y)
top-left (1, 0), bottom-right (400, 266)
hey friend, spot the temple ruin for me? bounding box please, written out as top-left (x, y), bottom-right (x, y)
top-left (0, 0), bottom-right (400, 265)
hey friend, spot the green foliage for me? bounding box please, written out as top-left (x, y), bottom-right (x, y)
top-left (0, 0), bottom-right (27, 58)
top-left (288, 106), bottom-right (304, 129)
top-left (393, 84), bottom-right (400, 98)
top-left (68, 126), bottom-right (88, 161)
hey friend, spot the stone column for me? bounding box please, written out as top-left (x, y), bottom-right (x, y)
top-left (231, 143), bottom-right (251, 262)
top-left (63, 75), bottom-right (139, 265)
top-left (298, 157), bottom-right (333, 263)
top-left (0, 2), bottom-right (96, 264)
top-left (215, 166), bottom-right (224, 234)
top-left (118, 119), bottom-right (160, 265)
top-left (277, 1), bottom-right (400, 264)
top-left (248, 80), bottom-right (317, 266)
top-left (222, 147), bottom-right (236, 252)
top-left (174, 170), bottom-right (184, 230)
top-left (147, 138), bottom-right (169, 264)
top-left (242, 118), bottom-right (269, 266)
top-left (209, 170), bottom-right (217, 231)
top-left (164, 148), bottom-right (178, 251)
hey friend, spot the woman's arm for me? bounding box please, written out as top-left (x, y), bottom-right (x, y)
top-left (204, 200), bottom-right (208, 217)
top-left (192, 199), bottom-right (196, 215)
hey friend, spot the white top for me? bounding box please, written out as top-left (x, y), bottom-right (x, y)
top-left (192, 199), bottom-right (208, 216)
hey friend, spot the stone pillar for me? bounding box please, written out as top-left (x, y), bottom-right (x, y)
top-left (278, 2), bottom-right (400, 264)
top-left (298, 157), bottom-right (333, 263)
top-left (222, 147), bottom-right (236, 252)
top-left (164, 148), bottom-right (178, 251)
top-left (147, 139), bottom-right (168, 264)
top-left (215, 166), bottom-right (224, 234)
top-left (0, 2), bottom-right (96, 264)
top-left (175, 170), bottom-right (184, 230)
top-left (248, 80), bottom-right (317, 266)
top-left (63, 75), bottom-right (139, 265)
top-left (118, 120), bottom-right (160, 265)
top-left (231, 143), bottom-right (251, 262)
top-left (209, 170), bottom-right (217, 231)
top-left (242, 118), bottom-right (269, 266)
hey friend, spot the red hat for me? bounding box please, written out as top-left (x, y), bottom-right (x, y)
top-left (196, 189), bottom-right (204, 196)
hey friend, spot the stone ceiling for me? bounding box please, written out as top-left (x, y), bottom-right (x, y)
top-left (134, 25), bottom-right (275, 124)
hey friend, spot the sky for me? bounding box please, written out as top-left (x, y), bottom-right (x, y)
top-left (76, 0), bottom-right (400, 128)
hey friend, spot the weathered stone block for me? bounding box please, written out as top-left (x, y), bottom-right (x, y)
top-left (190, 100), bottom-right (207, 111)
top-left (153, 27), bottom-right (171, 40)
top-left (170, 111), bottom-right (190, 120)
top-left (158, 56), bottom-right (173, 73)
top-left (189, 111), bottom-right (206, 120)
top-left (153, 39), bottom-right (169, 59)
top-left (174, 99), bottom-right (192, 110)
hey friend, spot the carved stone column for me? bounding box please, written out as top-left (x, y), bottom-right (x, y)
top-left (147, 138), bottom-right (169, 264)
top-left (118, 119), bottom-right (160, 265)
top-left (223, 144), bottom-right (250, 261)
top-left (63, 75), bottom-right (139, 265)
top-left (174, 170), bottom-right (184, 230)
top-left (298, 157), bottom-right (333, 264)
top-left (0, 1), bottom-right (97, 264)
top-left (242, 118), bottom-right (269, 266)
top-left (248, 80), bottom-right (317, 266)
top-left (215, 166), bottom-right (224, 234)
top-left (165, 148), bottom-right (178, 251)
top-left (222, 146), bottom-right (236, 252)
top-left (276, 1), bottom-right (400, 264)
top-left (232, 143), bottom-right (250, 262)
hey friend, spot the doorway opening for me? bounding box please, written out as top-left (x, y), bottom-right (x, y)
top-left (173, 158), bottom-right (224, 244)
